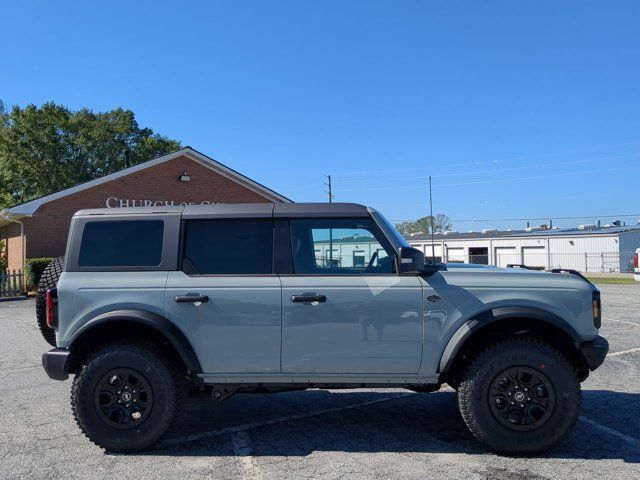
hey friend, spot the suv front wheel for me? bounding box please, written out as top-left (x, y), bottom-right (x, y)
top-left (71, 341), bottom-right (186, 452)
top-left (457, 337), bottom-right (581, 454)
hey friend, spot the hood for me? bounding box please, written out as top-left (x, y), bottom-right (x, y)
top-left (440, 264), bottom-right (595, 291)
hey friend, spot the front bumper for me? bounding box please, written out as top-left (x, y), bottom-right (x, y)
top-left (579, 335), bottom-right (609, 371)
top-left (42, 348), bottom-right (71, 381)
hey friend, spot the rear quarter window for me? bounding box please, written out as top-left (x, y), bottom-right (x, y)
top-left (78, 220), bottom-right (164, 267)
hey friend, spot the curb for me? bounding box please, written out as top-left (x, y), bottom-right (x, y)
top-left (0, 296), bottom-right (28, 302)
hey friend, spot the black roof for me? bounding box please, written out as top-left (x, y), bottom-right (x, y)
top-left (272, 202), bottom-right (369, 218)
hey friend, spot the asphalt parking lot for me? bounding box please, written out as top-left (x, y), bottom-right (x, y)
top-left (0, 284), bottom-right (638, 480)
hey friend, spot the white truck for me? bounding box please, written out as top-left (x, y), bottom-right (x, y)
top-left (634, 248), bottom-right (640, 281)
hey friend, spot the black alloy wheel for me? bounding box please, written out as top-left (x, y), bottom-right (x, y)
top-left (488, 366), bottom-right (555, 431)
top-left (94, 368), bottom-right (154, 429)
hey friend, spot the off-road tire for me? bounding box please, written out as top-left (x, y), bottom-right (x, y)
top-left (71, 340), bottom-right (187, 452)
top-left (35, 257), bottom-right (64, 346)
top-left (457, 337), bottom-right (581, 455)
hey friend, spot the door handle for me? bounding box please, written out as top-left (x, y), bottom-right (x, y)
top-left (291, 294), bottom-right (326, 303)
top-left (174, 294), bottom-right (209, 303)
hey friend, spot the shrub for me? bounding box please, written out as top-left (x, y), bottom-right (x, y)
top-left (25, 257), bottom-right (53, 291)
top-left (0, 240), bottom-right (6, 272)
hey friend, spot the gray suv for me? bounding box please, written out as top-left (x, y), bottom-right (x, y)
top-left (41, 203), bottom-right (608, 454)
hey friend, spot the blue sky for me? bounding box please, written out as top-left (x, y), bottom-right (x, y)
top-left (2, 1), bottom-right (639, 230)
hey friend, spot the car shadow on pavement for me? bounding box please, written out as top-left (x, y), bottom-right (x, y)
top-left (139, 389), bottom-right (639, 463)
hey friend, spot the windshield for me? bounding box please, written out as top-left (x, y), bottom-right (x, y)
top-left (369, 209), bottom-right (410, 250)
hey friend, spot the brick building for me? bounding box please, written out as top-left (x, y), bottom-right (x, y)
top-left (0, 147), bottom-right (291, 272)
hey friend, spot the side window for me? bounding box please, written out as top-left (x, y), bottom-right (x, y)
top-left (78, 220), bottom-right (164, 267)
top-left (290, 219), bottom-right (395, 274)
top-left (183, 220), bottom-right (273, 274)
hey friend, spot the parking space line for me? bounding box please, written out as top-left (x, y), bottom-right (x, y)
top-left (603, 317), bottom-right (640, 327)
top-left (579, 416), bottom-right (640, 447)
top-left (162, 392), bottom-right (415, 448)
top-left (607, 347), bottom-right (640, 357)
top-left (231, 431), bottom-right (263, 479)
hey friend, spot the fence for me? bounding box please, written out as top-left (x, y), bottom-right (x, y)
top-left (0, 269), bottom-right (24, 297)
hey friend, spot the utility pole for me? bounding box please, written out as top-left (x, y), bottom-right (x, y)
top-left (324, 174), bottom-right (334, 203)
top-left (324, 174), bottom-right (334, 267)
top-left (429, 176), bottom-right (436, 263)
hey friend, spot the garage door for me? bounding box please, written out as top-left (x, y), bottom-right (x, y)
top-left (522, 246), bottom-right (547, 268)
top-left (494, 247), bottom-right (518, 267)
top-left (447, 247), bottom-right (465, 263)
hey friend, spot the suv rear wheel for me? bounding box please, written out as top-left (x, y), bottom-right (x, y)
top-left (71, 341), bottom-right (186, 452)
top-left (457, 337), bottom-right (581, 454)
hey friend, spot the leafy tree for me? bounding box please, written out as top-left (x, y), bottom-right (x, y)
top-left (395, 214), bottom-right (452, 235)
top-left (0, 102), bottom-right (181, 208)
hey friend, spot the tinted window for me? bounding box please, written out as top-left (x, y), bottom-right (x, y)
top-left (183, 220), bottom-right (273, 274)
top-left (79, 220), bottom-right (164, 267)
top-left (290, 219), bottom-right (395, 274)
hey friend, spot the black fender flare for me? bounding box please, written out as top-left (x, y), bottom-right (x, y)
top-left (69, 309), bottom-right (203, 375)
top-left (438, 306), bottom-right (581, 374)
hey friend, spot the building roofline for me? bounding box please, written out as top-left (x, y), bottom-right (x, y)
top-left (4, 147), bottom-right (293, 216)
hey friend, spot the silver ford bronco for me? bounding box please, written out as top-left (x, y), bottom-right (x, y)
top-left (40, 203), bottom-right (608, 453)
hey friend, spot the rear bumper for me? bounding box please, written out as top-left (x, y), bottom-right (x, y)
top-left (42, 348), bottom-right (71, 381)
top-left (579, 336), bottom-right (609, 371)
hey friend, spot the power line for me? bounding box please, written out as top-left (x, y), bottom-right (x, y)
top-left (332, 152), bottom-right (639, 185)
top-left (388, 213), bottom-right (640, 223)
top-left (338, 164), bottom-right (639, 192)
top-left (452, 214), bottom-right (640, 222)
top-left (327, 139), bottom-right (640, 177)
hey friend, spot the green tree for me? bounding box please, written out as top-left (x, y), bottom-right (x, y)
top-left (0, 102), bottom-right (181, 208)
top-left (395, 214), bottom-right (452, 236)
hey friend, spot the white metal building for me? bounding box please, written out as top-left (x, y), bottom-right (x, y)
top-left (405, 224), bottom-right (640, 273)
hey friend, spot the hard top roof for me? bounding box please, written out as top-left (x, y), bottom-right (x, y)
top-left (73, 202), bottom-right (371, 219)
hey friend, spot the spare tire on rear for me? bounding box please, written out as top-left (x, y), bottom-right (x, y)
top-left (35, 257), bottom-right (65, 347)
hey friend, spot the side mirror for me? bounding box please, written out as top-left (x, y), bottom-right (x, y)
top-left (398, 246), bottom-right (425, 273)
top-left (398, 246), bottom-right (447, 275)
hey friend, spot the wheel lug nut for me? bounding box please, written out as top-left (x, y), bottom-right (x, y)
top-left (520, 404), bottom-right (524, 408)
top-left (515, 386), bottom-right (519, 389)
top-left (508, 392), bottom-right (512, 396)
top-left (527, 397), bottom-right (531, 401)
top-left (510, 401), bottom-right (514, 405)
top-left (524, 388), bottom-right (528, 392)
